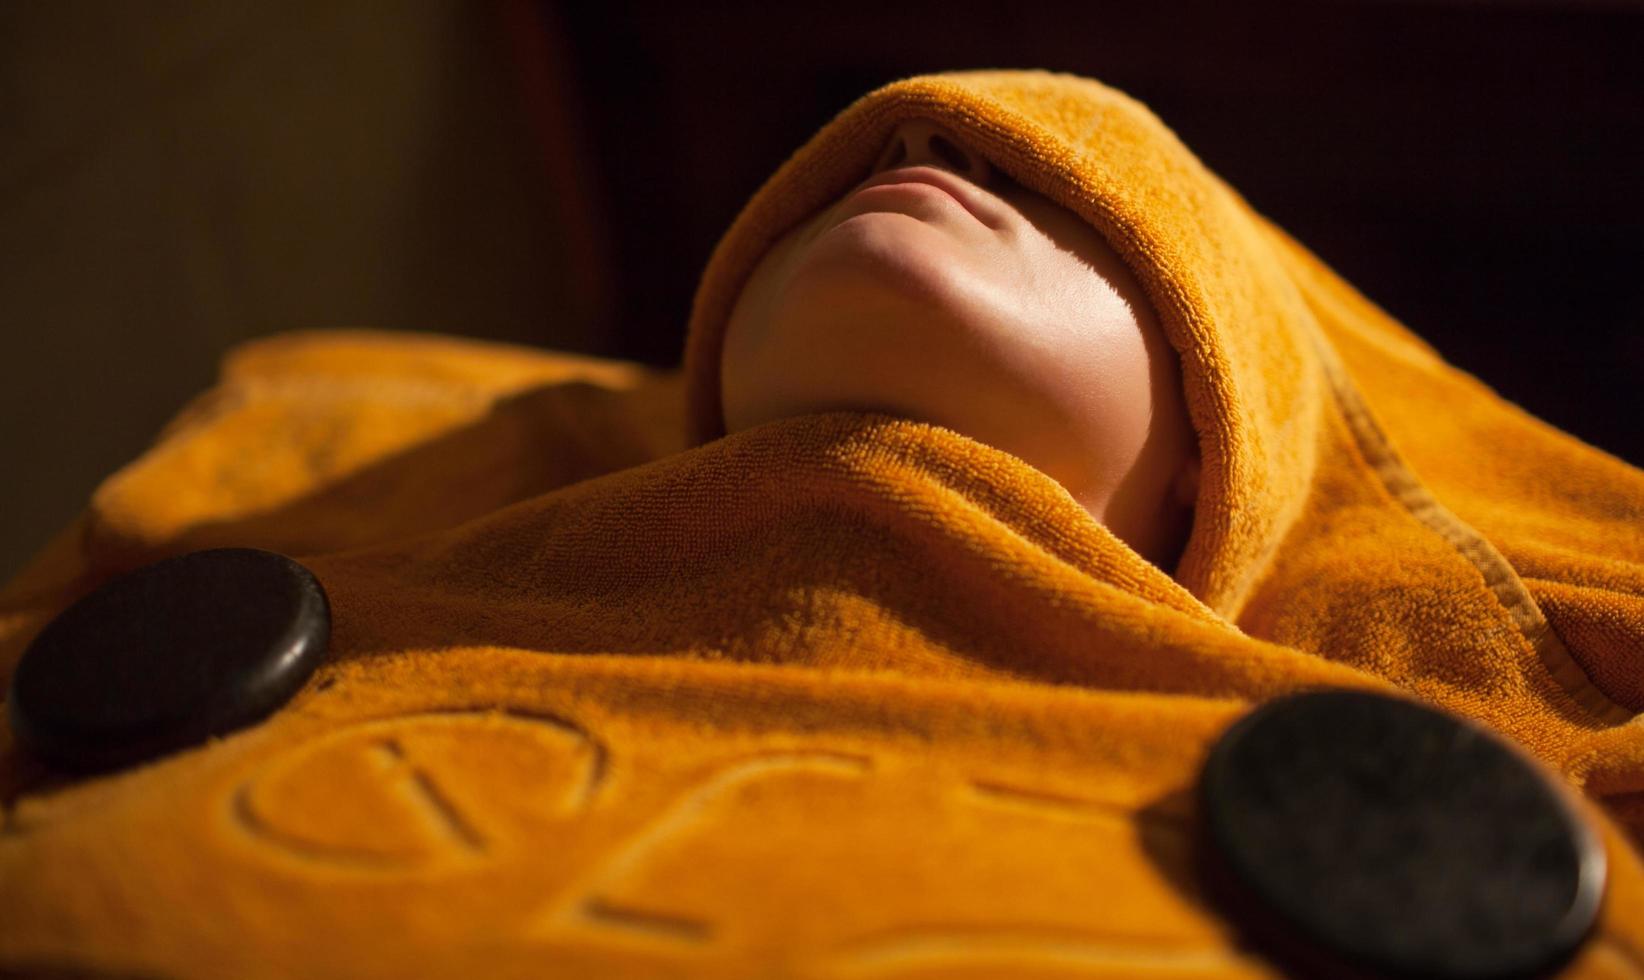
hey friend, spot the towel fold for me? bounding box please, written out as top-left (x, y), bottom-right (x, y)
top-left (5, 70), bottom-right (1644, 978)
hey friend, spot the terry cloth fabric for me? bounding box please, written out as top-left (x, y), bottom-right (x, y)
top-left (5, 70), bottom-right (1644, 978)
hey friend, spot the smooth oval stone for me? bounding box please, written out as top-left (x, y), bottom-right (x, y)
top-left (7, 548), bottom-right (330, 773)
top-left (1200, 689), bottom-right (1604, 979)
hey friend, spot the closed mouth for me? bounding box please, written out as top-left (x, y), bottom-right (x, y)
top-left (847, 165), bottom-right (1003, 229)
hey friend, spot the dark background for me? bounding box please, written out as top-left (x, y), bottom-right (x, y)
top-left (557, 0), bottom-right (1644, 438)
top-left (4, 0), bottom-right (1642, 581)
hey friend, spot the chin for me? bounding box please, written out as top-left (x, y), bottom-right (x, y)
top-left (721, 216), bottom-right (1004, 433)
top-left (796, 212), bottom-right (969, 317)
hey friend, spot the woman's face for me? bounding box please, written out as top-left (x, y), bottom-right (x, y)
top-left (720, 118), bottom-right (1200, 570)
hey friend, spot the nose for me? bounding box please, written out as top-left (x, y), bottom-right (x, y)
top-left (872, 118), bottom-right (996, 185)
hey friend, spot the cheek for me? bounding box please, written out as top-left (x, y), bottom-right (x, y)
top-left (721, 221), bottom-right (818, 431)
top-left (1000, 267), bottom-right (1164, 481)
top-left (1060, 329), bottom-right (1158, 468)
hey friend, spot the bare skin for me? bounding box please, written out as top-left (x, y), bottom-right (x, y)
top-left (720, 118), bottom-right (1201, 572)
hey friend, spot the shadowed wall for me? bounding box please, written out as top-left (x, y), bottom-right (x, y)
top-left (0, 0), bottom-right (596, 580)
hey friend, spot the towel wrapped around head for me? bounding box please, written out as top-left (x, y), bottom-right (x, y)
top-left (4, 69), bottom-right (1644, 979)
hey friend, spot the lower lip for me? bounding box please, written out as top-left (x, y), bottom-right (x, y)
top-left (853, 181), bottom-right (958, 202)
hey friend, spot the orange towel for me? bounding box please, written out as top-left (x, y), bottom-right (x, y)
top-left (5, 70), bottom-right (1644, 978)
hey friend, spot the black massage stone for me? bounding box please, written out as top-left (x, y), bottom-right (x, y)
top-left (1199, 689), bottom-right (1604, 979)
top-left (7, 547), bottom-right (330, 773)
